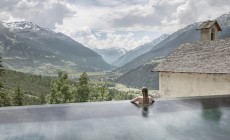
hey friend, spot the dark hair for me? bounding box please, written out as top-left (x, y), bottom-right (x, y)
top-left (142, 87), bottom-right (149, 104)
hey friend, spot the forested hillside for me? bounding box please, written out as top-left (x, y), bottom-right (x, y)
top-left (2, 70), bottom-right (52, 96)
top-left (0, 69), bottom-right (135, 107)
top-left (116, 62), bottom-right (160, 90)
top-left (0, 69), bottom-right (52, 106)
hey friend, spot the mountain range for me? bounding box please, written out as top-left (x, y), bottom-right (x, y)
top-left (116, 11), bottom-right (230, 89)
top-left (113, 34), bottom-right (169, 67)
top-left (0, 21), bottom-right (113, 75)
top-left (115, 12), bottom-right (230, 74)
top-left (0, 11), bottom-right (230, 89)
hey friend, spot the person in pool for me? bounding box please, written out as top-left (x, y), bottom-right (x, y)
top-left (130, 87), bottom-right (155, 105)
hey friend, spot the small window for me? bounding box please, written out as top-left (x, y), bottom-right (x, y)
top-left (211, 28), bottom-right (215, 40)
top-left (211, 33), bottom-right (214, 40)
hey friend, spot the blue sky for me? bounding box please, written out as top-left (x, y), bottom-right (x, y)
top-left (0, 0), bottom-right (230, 50)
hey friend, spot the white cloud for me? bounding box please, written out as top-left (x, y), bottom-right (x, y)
top-left (1, 0), bottom-right (230, 50)
top-left (67, 27), bottom-right (152, 50)
top-left (0, 0), bottom-right (76, 29)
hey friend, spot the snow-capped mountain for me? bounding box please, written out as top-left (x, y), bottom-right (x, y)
top-left (113, 34), bottom-right (169, 67)
top-left (0, 21), bottom-right (113, 75)
top-left (2, 21), bottom-right (43, 32)
top-left (93, 47), bottom-right (128, 64)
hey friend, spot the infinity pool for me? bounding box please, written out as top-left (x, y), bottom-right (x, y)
top-left (0, 95), bottom-right (230, 140)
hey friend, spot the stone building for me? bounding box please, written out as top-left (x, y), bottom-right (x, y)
top-left (196, 20), bottom-right (222, 41)
top-left (154, 21), bottom-right (230, 97)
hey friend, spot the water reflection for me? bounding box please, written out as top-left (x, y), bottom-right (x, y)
top-left (201, 99), bottom-right (222, 122)
top-left (131, 103), bottom-right (151, 118)
top-left (142, 106), bottom-right (149, 118)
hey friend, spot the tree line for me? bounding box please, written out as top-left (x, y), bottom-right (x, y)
top-left (48, 71), bottom-right (134, 104)
top-left (0, 57), bottom-right (135, 107)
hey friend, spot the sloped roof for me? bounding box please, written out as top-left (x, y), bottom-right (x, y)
top-left (154, 38), bottom-right (230, 74)
top-left (197, 20), bottom-right (222, 31)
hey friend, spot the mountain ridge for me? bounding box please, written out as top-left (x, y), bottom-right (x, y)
top-left (0, 21), bottom-right (113, 75)
top-left (115, 12), bottom-right (230, 73)
top-left (113, 34), bottom-right (169, 67)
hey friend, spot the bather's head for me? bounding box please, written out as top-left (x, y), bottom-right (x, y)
top-left (142, 87), bottom-right (149, 104)
top-left (142, 87), bottom-right (148, 97)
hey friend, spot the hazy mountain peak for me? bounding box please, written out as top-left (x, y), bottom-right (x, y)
top-left (93, 47), bottom-right (128, 64)
top-left (107, 47), bottom-right (128, 55)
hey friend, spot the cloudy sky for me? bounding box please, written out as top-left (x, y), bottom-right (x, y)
top-left (0, 0), bottom-right (230, 50)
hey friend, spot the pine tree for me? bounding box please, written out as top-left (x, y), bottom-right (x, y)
top-left (88, 84), bottom-right (100, 102)
top-left (62, 83), bottom-right (71, 103)
top-left (79, 72), bottom-right (89, 85)
top-left (49, 72), bottom-right (72, 104)
top-left (0, 92), bottom-right (12, 107)
top-left (0, 56), bottom-right (3, 78)
top-left (49, 79), bottom-right (63, 104)
top-left (76, 72), bottom-right (90, 102)
top-left (39, 93), bottom-right (46, 104)
top-left (49, 80), bottom-right (57, 104)
top-left (0, 56), bottom-right (11, 107)
top-left (98, 82), bottom-right (109, 101)
top-left (60, 73), bottom-right (71, 103)
top-left (13, 83), bottom-right (25, 106)
top-left (0, 56), bottom-right (4, 92)
top-left (0, 56), bottom-right (4, 106)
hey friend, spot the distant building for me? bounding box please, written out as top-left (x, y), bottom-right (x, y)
top-left (196, 20), bottom-right (222, 41)
top-left (154, 21), bottom-right (230, 97)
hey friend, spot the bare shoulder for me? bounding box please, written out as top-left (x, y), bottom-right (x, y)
top-left (130, 96), bottom-right (142, 103)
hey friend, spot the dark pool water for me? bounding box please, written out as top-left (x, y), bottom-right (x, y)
top-left (0, 95), bottom-right (230, 140)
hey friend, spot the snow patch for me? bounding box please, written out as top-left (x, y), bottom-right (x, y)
top-left (2, 21), bottom-right (42, 32)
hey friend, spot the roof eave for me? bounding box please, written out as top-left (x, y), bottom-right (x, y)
top-left (196, 20), bottom-right (222, 31)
